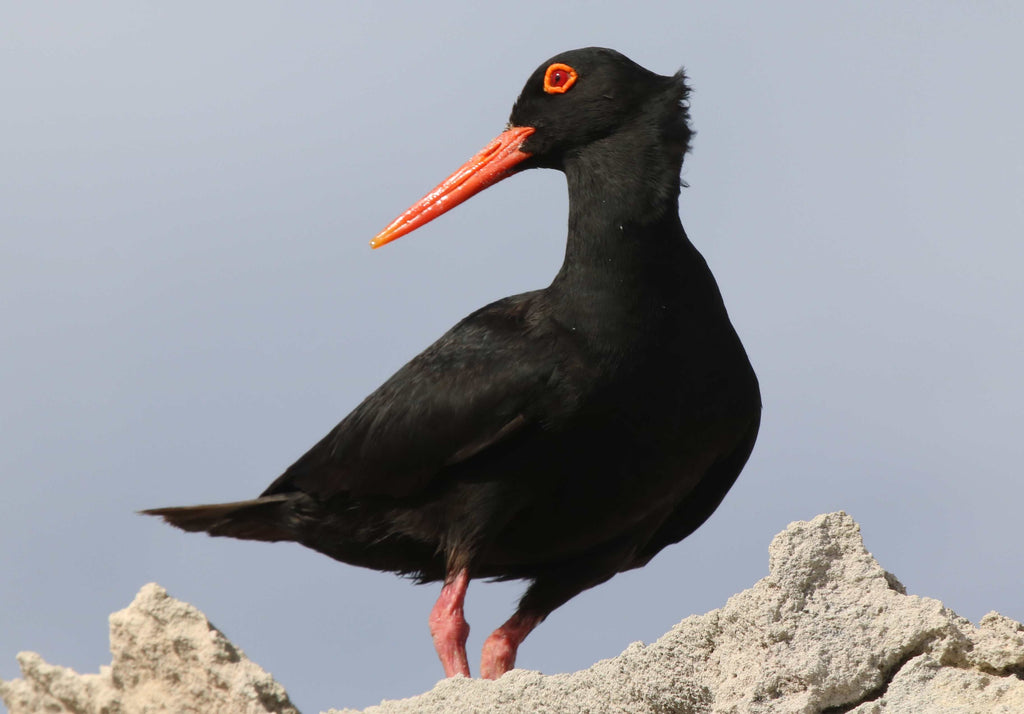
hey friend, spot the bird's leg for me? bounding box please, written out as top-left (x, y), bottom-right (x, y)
top-left (480, 610), bottom-right (542, 679)
top-left (429, 569), bottom-right (471, 677)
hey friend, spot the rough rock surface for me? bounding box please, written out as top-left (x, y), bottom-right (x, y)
top-left (3, 513), bottom-right (1023, 713)
top-left (0, 583), bottom-right (297, 714)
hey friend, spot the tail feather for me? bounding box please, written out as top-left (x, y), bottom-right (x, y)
top-left (140, 494), bottom-right (295, 542)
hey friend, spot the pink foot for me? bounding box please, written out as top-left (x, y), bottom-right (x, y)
top-left (429, 570), bottom-right (471, 677)
top-left (480, 611), bottom-right (542, 679)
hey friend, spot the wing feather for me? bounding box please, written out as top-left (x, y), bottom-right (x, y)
top-left (262, 292), bottom-right (562, 499)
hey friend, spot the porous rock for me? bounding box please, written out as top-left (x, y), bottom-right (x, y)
top-left (0, 583), bottom-right (297, 714)
top-left (4, 513), bottom-right (1022, 713)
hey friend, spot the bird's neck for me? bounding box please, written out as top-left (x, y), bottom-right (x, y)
top-left (549, 136), bottom-right (697, 323)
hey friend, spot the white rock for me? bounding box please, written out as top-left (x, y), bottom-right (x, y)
top-left (3, 513), bottom-right (1022, 713)
top-left (0, 583), bottom-right (297, 714)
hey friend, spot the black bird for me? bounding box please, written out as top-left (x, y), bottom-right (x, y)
top-left (144, 47), bottom-right (761, 680)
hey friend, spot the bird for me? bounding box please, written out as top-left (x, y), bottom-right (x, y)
top-left (143, 47), bottom-right (761, 680)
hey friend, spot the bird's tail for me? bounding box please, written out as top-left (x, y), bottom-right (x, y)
top-left (140, 494), bottom-right (296, 542)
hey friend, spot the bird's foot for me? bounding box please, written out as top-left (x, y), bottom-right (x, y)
top-left (480, 611), bottom-right (542, 679)
top-left (429, 570), bottom-right (471, 677)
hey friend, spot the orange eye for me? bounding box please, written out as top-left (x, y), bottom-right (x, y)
top-left (543, 63), bottom-right (578, 94)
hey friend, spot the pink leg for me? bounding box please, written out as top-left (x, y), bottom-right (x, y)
top-left (480, 611), bottom-right (542, 679)
top-left (429, 569), bottom-right (471, 678)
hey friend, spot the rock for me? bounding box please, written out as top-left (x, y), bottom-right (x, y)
top-left (3, 513), bottom-right (1022, 713)
top-left (0, 583), bottom-right (297, 714)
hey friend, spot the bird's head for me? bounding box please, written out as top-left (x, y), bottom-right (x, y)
top-left (510, 47), bottom-right (692, 170)
top-left (370, 48), bottom-right (691, 248)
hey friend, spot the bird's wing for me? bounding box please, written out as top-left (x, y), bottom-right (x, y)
top-left (261, 291), bottom-right (568, 500)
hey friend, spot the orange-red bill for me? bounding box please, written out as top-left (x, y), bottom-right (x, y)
top-left (370, 126), bottom-right (536, 248)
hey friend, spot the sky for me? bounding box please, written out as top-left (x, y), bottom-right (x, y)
top-left (2, 2), bottom-right (1022, 712)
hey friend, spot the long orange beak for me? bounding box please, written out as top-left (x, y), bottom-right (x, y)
top-left (370, 126), bottom-right (536, 248)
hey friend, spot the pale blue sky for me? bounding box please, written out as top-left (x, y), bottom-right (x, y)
top-left (3, 3), bottom-right (1022, 712)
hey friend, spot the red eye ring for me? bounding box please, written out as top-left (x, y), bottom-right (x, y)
top-left (543, 63), bottom-right (578, 94)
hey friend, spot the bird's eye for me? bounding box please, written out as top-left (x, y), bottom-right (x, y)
top-left (543, 63), bottom-right (578, 94)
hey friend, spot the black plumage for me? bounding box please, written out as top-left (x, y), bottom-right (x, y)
top-left (144, 47), bottom-right (760, 679)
